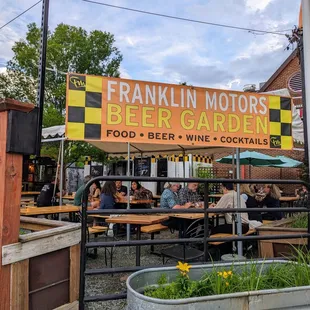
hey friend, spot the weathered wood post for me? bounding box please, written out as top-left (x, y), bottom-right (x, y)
top-left (0, 99), bottom-right (35, 309)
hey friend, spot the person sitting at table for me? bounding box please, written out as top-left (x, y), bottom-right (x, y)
top-left (160, 182), bottom-right (192, 230)
top-left (99, 181), bottom-right (118, 209)
top-left (37, 178), bottom-right (64, 207)
top-left (91, 181), bottom-right (101, 199)
top-left (295, 185), bottom-right (308, 208)
top-left (240, 184), bottom-right (262, 222)
top-left (74, 175), bottom-right (92, 206)
top-left (130, 181), bottom-right (153, 200)
top-left (116, 181), bottom-right (128, 196)
top-left (249, 184), bottom-right (258, 194)
top-left (209, 182), bottom-right (262, 235)
top-left (160, 182), bottom-right (192, 209)
top-left (178, 182), bottom-right (202, 206)
top-left (261, 184), bottom-right (283, 220)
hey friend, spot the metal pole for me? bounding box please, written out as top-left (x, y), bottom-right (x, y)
top-left (35, 0), bottom-right (49, 156)
top-left (236, 148), bottom-right (243, 255)
top-left (232, 148), bottom-right (235, 178)
top-left (59, 139), bottom-right (64, 206)
top-left (203, 182), bottom-right (209, 261)
top-left (127, 142), bottom-right (130, 242)
top-left (302, 0), bottom-right (310, 249)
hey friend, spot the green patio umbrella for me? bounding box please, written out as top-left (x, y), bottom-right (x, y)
top-left (260, 155), bottom-right (302, 168)
top-left (216, 151), bottom-right (284, 166)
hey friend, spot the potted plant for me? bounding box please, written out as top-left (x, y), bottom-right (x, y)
top-left (127, 253), bottom-right (310, 310)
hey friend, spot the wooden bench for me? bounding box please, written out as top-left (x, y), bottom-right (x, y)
top-left (141, 223), bottom-right (168, 234)
top-left (88, 226), bottom-right (107, 235)
top-left (141, 223), bottom-right (169, 252)
top-left (209, 229), bottom-right (256, 246)
top-left (262, 220), bottom-right (274, 225)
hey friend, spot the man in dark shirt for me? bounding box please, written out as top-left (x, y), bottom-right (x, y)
top-left (37, 179), bottom-right (61, 207)
top-left (115, 181), bottom-right (128, 196)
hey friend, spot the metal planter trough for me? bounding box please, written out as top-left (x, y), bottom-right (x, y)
top-left (127, 260), bottom-right (310, 310)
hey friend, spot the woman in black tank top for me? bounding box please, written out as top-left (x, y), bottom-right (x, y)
top-left (240, 184), bottom-right (262, 222)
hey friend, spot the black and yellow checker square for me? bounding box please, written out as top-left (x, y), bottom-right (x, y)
top-left (268, 96), bottom-right (292, 149)
top-left (270, 122), bottom-right (281, 136)
top-left (85, 75), bottom-right (102, 93)
top-left (67, 122), bottom-right (85, 140)
top-left (85, 107), bottom-right (101, 124)
top-left (67, 73), bottom-right (103, 141)
top-left (68, 90), bottom-right (86, 107)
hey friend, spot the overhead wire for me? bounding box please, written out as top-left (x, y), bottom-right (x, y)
top-left (0, 0), bottom-right (42, 31)
top-left (82, 0), bottom-right (289, 36)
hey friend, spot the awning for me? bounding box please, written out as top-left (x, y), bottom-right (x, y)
top-left (42, 125), bottom-right (65, 139)
top-left (90, 140), bottom-right (224, 156)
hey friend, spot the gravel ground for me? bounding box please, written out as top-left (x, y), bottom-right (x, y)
top-left (84, 227), bottom-right (258, 310)
top-left (84, 230), bottom-right (180, 310)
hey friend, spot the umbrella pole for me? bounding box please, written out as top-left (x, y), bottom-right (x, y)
top-left (127, 142), bottom-right (131, 242)
top-left (236, 148), bottom-right (243, 256)
top-left (232, 148), bottom-right (235, 178)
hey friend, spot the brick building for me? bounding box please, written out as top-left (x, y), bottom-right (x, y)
top-left (259, 49), bottom-right (302, 115)
top-left (213, 49), bottom-right (304, 194)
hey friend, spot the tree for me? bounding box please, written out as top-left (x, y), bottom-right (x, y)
top-left (0, 23), bottom-right (123, 165)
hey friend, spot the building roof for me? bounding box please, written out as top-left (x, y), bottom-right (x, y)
top-left (259, 49), bottom-right (298, 92)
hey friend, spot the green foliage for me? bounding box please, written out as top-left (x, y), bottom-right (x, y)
top-left (0, 22), bottom-right (123, 165)
top-left (43, 104), bottom-right (65, 128)
top-left (157, 274), bottom-right (168, 285)
top-left (196, 166), bottom-right (216, 193)
top-left (291, 213), bottom-right (308, 229)
top-left (144, 253), bottom-right (310, 300)
top-left (2, 22), bottom-right (122, 112)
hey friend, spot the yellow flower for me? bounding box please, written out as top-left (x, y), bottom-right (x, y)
top-left (226, 282), bottom-right (229, 286)
top-left (217, 271), bottom-right (223, 276)
top-left (223, 271), bottom-right (228, 279)
top-left (176, 261), bottom-right (192, 274)
top-left (228, 271), bottom-right (233, 276)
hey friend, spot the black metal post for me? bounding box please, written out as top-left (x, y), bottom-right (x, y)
top-left (79, 188), bottom-right (88, 310)
top-left (35, 0), bottom-right (49, 156)
top-left (203, 182), bottom-right (209, 262)
top-left (298, 34), bottom-right (310, 250)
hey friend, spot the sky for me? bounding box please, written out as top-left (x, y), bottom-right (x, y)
top-left (0, 0), bottom-right (301, 91)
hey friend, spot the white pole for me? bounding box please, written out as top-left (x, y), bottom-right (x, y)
top-left (236, 148), bottom-right (243, 256)
top-left (302, 0), bottom-right (310, 164)
top-left (127, 142), bottom-right (130, 242)
top-left (59, 139), bottom-right (64, 206)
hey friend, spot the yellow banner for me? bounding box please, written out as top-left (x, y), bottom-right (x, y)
top-left (66, 74), bottom-right (293, 150)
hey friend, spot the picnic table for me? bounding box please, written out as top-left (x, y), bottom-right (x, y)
top-left (279, 196), bottom-right (298, 208)
top-left (118, 199), bottom-right (154, 205)
top-left (20, 205), bottom-right (80, 221)
top-left (171, 212), bottom-right (224, 226)
top-left (153, 195), bottom-right (161, 207)
top-left (21, 191), bottom-right (40, 202)
top-left (105, 214), bottom-right (169, 266)
top-left (63, 195), bottom-right (75, 201)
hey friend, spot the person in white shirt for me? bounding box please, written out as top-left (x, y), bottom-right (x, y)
top-left (209, 182), bottom-right (262, 235)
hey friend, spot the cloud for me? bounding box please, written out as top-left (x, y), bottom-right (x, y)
top-left (245, 0), bottom-right (272, 12)
top-left (0, 0), bottom-right (301, 91)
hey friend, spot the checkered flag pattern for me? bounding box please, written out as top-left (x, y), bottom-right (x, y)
top-left (67, 74), bottom-right (102, 140)
top-left (269, 96), bottom-right (292, 149)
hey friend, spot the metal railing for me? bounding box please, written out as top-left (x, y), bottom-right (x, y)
top-left (79, 176), bottom-right (310, 309)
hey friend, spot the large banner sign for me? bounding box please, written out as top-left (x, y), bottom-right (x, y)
top-left (66, 74), bottom-right (293, 150)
